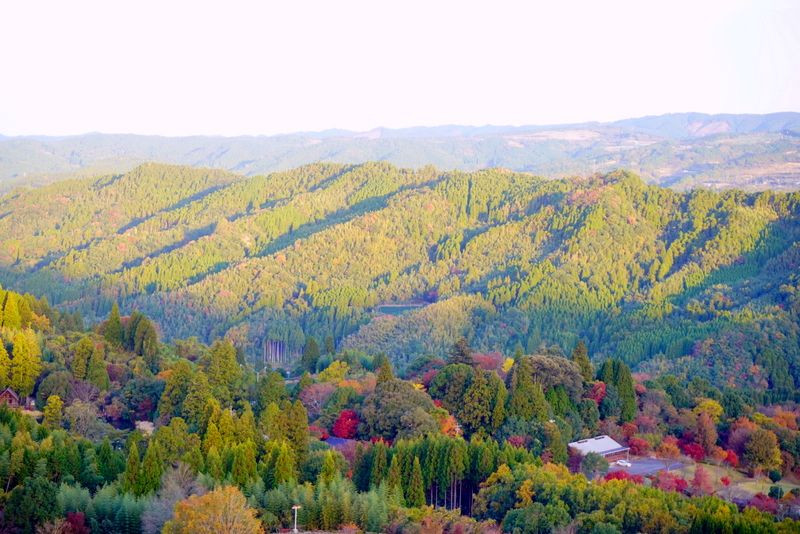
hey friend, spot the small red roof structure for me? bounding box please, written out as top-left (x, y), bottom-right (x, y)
top-left (0, 388), bottom-right (20, 409)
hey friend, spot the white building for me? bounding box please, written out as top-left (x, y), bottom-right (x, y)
top-left (569, 435), bottom-right (630, 461)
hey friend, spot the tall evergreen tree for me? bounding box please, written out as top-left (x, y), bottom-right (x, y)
top-left (1, 293), bottom-right (21, 330)
top-left (286, 400), bottom-right (309, 465)
top-left (104, 302), bottom-right (123, 347)
top-left (203, 421), bottom-right (223, 455)
top-left (461, 370), bottom-right (492, 435)
top-left (544, 422), bottom-right (568, 464)
top-left (259, 402), bottom-right (287, 441)
top-left (71, 336), bottom-right (93, 380)
top-left (301, 337), bottom-right (320, 372)
top-left (134, 318), bottom-right (159, 372)
top-left (616, 362), bottom-right (637, 422)
top-left (182, 443), bottom-right (205, 474)
top-left (600, 383), bottom-right (621, 419)
top-left (489, 373), bottom-right (507, 432)
top-left (236, 405), bottom-right (257, 445)
top-left (386, 454), bottom-right (402, 496)
top-left (0, 337), bottom-right (10, 389)
top-left (324, 335), bottom-right (335, 355)
top-left (507, 358), bottom-right (549, 422)
top-left (598, 359), bottom-right (636, 422)
top-left (376, 357), bottom-right (394, 384)
top-left (182, 371), bottom-right (212, 431)
top-left (319, 450), bottom-right (338, 485)
top-left (97, 437), bottom-right (123, 483)
top-left (428, 363), bottom-right (474, 416)
top-left (206, 340), bottom-right (241, 406)
top-left (43, 395), bottom-right (63, 429)
top-left (217, 409), bottom-right (236, 448)
top-left (87, 344), bottom-right (110, 391)
top-left (205, 446), bottom-right (224, 481)
top-left (10, 330), bottom-right (42, 397)
top-left (157, 360), bottom-right (193, 422)
top-left (138, 440), bottom-right (163, 495)
top-left (257, 371), bottom-right (287, 411)
top-left (407, 456), bottom-right (426, 507)
top-left (571, 341), bottom-right (593, 383)
top-left (16, 297), bottom-right (32, 329)
top-left (272, 441), bottom-right (296, 485)
top-left (386, 454), bottom-right (405, 506)
top-left (370, 442), bottom-right (388, 488)
top-left (231, 442), bottom-right (258, 487)
top-left (120, 441), bottom-right (141, 494)
top-left (352, 443), bottom-right (371, 492)
top-left (124, 311), bottom-right (145, 350)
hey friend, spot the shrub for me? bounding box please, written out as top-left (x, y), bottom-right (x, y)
top-left (604, 471), bottom-right (643, 484)
top-left (768, 486), bottom-right (784, 499)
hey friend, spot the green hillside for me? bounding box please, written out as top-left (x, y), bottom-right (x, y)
top-left (0, 162), bottom-right (799, 395)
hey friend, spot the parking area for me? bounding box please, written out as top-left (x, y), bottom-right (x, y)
top-left (608, 457), bottom-right (684, 477)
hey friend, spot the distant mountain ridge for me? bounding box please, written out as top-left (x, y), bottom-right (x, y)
top-left (1, 112), bottom-right (799, 191)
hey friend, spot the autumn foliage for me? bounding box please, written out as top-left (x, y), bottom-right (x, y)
top-left (332, 409), bottom-right (360, 439)
top-left (680, 441), bottom-right (706, 462)
top-left (628, 437), bottom-right (650, 456)
top-left (163, 486), bottom-right (263, 534)
top-left (587, 382), bottom-right (606, 405)
top-left (604, 470), bottom-right (644, 484)
top-left (652, 471), bottom-right (688, 493)
top-left (724, 449), bottom-right (740, 468)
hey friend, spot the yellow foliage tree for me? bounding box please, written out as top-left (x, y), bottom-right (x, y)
top-left (43, 395), bottom-right (63, 429)
top-left (10, 329), bottom-right (42, 397)
top-left (163, 486), bottom-right (263, 534)
top-left (693, 398), bottom-right (724, 422)
top-left (318, 360), bottom-right (348, 383)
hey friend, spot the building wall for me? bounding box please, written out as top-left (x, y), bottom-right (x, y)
top-left (0, 393), bottom-right (19, 408)
top-left (604, 450), bottom-right (629, 462)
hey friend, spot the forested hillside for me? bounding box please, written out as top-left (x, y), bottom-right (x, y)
top-left (2, 112), bottom-right (799, 191)
top-left (1, 162), bottom-right (799, 398)
top-left (3, 287), bottom-right (800, 533)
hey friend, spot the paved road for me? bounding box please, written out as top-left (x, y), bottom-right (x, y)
top-left (609, 458), bottom-right (683, 476)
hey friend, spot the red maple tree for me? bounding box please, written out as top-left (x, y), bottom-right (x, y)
top-left (332, 409), bottom-right (360, 439)
top-left (587, 382), bottom-right (607, 405)
top-left (680, 441), bottom-right (706, 462)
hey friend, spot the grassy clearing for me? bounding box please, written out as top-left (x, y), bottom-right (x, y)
top-left (672, 462), bottom-right (800, 498)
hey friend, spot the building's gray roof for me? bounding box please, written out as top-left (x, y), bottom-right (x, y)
top-left (569, 435), bottom-right (629, 456)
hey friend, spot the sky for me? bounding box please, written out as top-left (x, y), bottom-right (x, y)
top-left (1, 0), bottom-right (798, 136)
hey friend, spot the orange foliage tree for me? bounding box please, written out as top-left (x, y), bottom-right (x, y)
top-left (163, 486), bottom-right (263, 534)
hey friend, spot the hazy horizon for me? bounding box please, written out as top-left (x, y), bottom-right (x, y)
top-left (2, 110), bottom-right (799, 139)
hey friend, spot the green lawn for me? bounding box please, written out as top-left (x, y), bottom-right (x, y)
top-left (672, 462), bottom-right (800, 498)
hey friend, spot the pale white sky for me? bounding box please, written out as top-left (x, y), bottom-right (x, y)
top-left (1, 0), bottom-right (798, 136)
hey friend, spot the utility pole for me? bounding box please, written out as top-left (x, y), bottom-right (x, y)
top-left (292, 504), bottom-right (301, 533)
